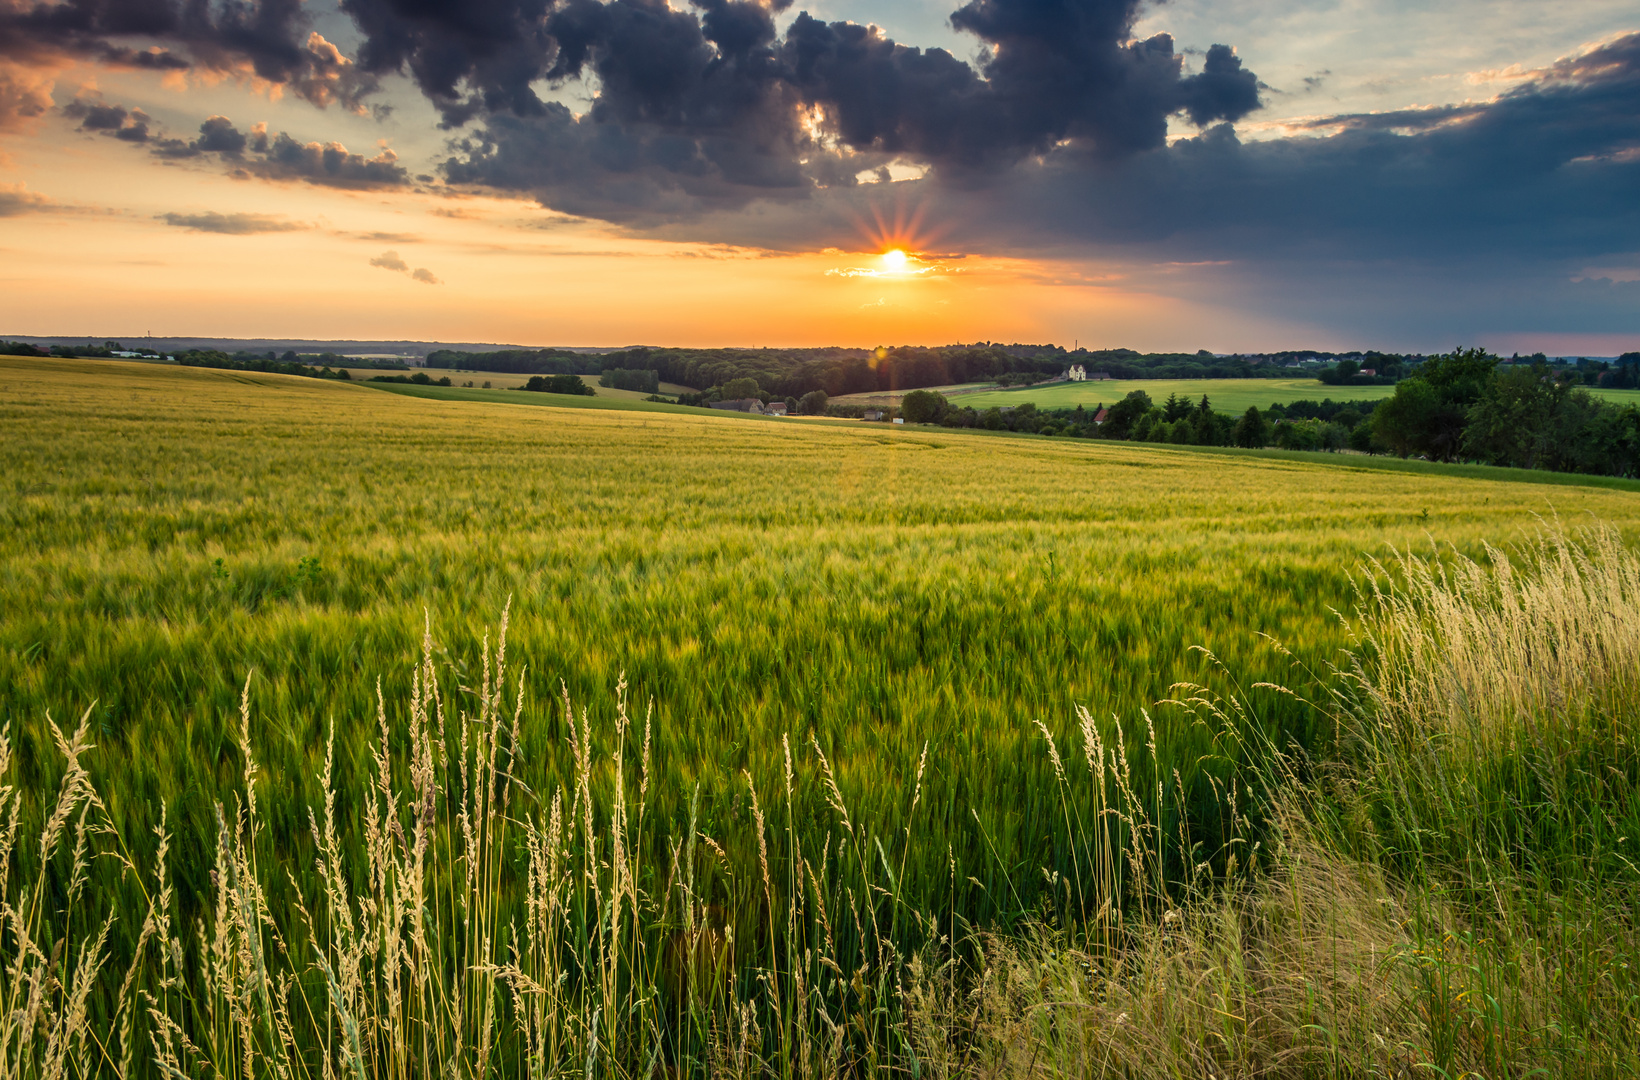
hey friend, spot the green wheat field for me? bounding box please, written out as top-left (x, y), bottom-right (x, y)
top-left (4, 355), bottom-right (1640, 1078)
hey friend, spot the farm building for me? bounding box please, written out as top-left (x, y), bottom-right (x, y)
top-left (710, 398), bottom-right (766, 413)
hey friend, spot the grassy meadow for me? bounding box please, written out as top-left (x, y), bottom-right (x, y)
top-left (5, 355), bottom-right (1640, 1076)
top-left (950, 376), bottom-right (1394, 412)
top-left (952, 375), bottom-right (1640, 413)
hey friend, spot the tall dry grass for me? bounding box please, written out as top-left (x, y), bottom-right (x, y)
top-left (1352, 516), bottom-right (1640, 754)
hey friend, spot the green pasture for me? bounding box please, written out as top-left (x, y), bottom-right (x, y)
top-left (953, 377), bottom-right (1394, 412)
top-left (830, 382), bottom-right (996, 405)
top-left (954, 376), bottom-right (1640, 413)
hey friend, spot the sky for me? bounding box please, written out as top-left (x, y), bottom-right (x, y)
top-left (1, 0), bottom-right (1636, 353)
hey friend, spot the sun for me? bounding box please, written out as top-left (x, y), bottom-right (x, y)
top-left (881, 249), bottom-right (909, 272)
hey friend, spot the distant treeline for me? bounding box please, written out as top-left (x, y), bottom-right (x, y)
top-left (427, 344), bottom-right (1067, 396)
top-left (3, 341), bottom-right (160, 359)
top-left (217, 349), bottom-right (408, 370)
top-left (176, 350), bottom-right (353, 380)
top-left (369, 372), bottom-right (453, 386)
top-left (1598, 353), bottom-right (1640, 389)
top-left (427, 343), bottom-right (1443, 397)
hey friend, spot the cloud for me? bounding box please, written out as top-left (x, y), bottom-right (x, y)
top-left (370, 249), bottom-right (440, 283)
top-left (346, 0), bottom-right (1626, 342)
top-left (158, 212), bottom-right (309, 234)
top-left (63, 102), bottom-right (412, 189)
top-left (245, 131), bottom-right (410, 188)
top-left (963, 32), bottom-right (1640, 263)
top-left (480, 29), bottom-right (1640, 287)
top-left (194, 115), bottom-right (248, 154)
top-left (327, 0), bottom-right (1258, 223)
top-left (0, 182), bottom-right (50, 216)
top-left (0, 63), bottom-right (57, 132)
top-left (63, 97), bottom-right (153, 142)
top-left (0, 4), bottom-right (375, 111)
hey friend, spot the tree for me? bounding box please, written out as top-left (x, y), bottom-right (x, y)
top-left (1462, 361), bottom-right (1563, 468)
top-left (1367, 348), bottom-right (1495, 460)
top-left (1162, 393), bottom-right (1190, 422)
top-left (1370, 377), bottom-right (1440, 458)
top-left (1102, 390), bottom-right (1153, 439)
top-left (784, 396), bottom-right (799, 415)
top-left (600, 368), bottom-right (660, 393)
top-left (1233, 407), bottom-right (1268, 448)
top-left (899, 389), bottom-right (949, 424)
top-left (1190, 397), bottom-right (1221, 444)
top-left (1574, 404), bottom-right (1640, 476)
top-left (799, 389), bottom-right (828, 415)
top-left (721, 376), bottom-right (761, 400)
top-left (1410, 347), bottom-right (1497, 460)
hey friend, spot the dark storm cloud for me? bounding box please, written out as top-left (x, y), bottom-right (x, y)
top-left (969, 32), bottom-right (1640, 262)
top-left (598, 29), bottom-right (1640, 275)
top-left (0, 0), bottom-right (375, 110)
top-left (158, 211), bottom-right (308, 233)
top-left (420, 0), bottom-right (1260, 221)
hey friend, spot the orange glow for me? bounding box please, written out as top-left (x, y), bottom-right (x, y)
top-left (852, 196), bottom-right (944, 261)
top-left (0, 100), bottom-right (1314, 350)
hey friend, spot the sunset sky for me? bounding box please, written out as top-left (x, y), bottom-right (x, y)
top-left (2, 0), bottom-right (1636, 352)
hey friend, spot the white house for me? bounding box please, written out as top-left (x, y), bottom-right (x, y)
top-left (1067, 364), bottom-right (1087, 381)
